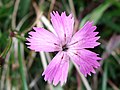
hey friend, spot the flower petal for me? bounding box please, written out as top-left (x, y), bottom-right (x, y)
top-left (68, 21), bottom-right (100, 49)
top-left (68, 49), bottom-right (101, 77)
top-left (50, 11), bottom-right (74, 45)
top-left (42, 51), bottom-right (69, 86)
top-left (26, 27), bottom-right (61, 52)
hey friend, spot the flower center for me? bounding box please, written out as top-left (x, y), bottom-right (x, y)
top-left (62, 45), bottom-right (68, 51)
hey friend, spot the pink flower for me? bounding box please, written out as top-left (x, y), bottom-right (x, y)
top-left (26, 11), bottom-right (101, 86)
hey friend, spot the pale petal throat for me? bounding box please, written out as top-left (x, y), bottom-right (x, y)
top-left (26, 11), bottom-right (101, 86)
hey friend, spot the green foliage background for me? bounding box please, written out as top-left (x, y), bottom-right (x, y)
top-left (0, 0), bottom-right (120, 90)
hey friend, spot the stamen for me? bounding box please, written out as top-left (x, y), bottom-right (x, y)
top-left (62, 45), bottom-right (68, 51)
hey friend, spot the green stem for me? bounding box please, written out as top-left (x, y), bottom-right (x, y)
top-left (18, 41), bottom-right (28, 90)
top-left (0, 37), bottom-right (12, 58)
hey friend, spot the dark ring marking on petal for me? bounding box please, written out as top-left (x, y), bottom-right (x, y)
top-left (68, 41), bottom-right (79, 46)
top-left (54, 43), bottom-right (59, 46)
top-left (54, 43), bottom-right (58, 45)
top-left (64, 33), bottom-right (66, 42)
top-left (74, 53), bottom-right (79, 56)
top-left (64, 34), bottom-right (66, 37)
top-left (73, 52), bottom-right (80, 57)
top-left (61, 54), bottom-right (64, 59)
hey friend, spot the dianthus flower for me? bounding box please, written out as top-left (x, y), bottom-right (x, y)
top-left (26, 11), bottom-right (101, 86)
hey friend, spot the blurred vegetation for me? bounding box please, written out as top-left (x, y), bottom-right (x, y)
top-left (0, 0), bottom-right (120, 90)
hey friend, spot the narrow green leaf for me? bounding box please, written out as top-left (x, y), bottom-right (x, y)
top-left (0, 37), bottom-right (12, 58)
top-left (18, 40), bottom-right (28, 90)
top-left (102, 62), bottom-right (108, 90)
top-left (18, 0), bottom-right (31, 18)
top-left (103, 20), bottom-right (120, 33)
top-left (80, 1), bottom-right (112, 27)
